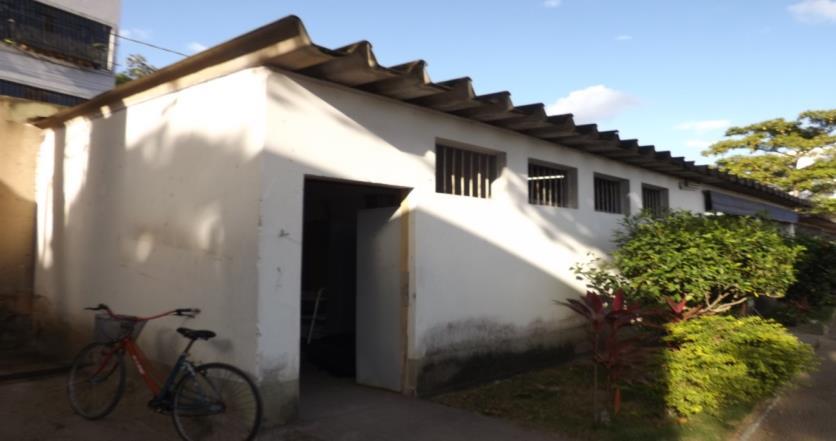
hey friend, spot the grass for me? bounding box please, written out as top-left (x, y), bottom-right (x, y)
top-left (432, 361), bottom-right (754, 441)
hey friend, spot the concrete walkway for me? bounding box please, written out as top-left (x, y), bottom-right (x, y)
top-left (0, 372), bottom-right (178, 441)
top-left (736, 320), bottom-right (836, 441)
top-left (265, 368), bottom-right (564, 441)
top-left (0, 362), bottom-right (563, 441)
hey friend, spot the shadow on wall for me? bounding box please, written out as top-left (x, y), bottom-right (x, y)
top-left (36, 73), bottom-right (607, 406)
top-left (268, 76), bottom-right (596, 391)
top-left (0, 97), bottom-right (62, 330)
top-left (0, 181), bottom-right (36, 310)
top-left (410, 207), bottom-right (586, 395)
top-left (282, 74), bottom-right (616, 268)
top-left (35, 99), bottom-right (260, 367)
top-left (503, 170), bottom-right (618, 255)
top-left (0, 180), bottom-right (37, 346)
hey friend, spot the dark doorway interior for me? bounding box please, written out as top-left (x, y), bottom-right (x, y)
top-left (300, 178), bottom-right (406, 379)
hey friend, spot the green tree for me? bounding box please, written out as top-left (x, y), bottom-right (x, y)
top-left (115, 54), bottom-right (158, 85)
top-left (601, 211), bottom-right (803, 315)
top-left (703, 110), bottom-right (836, 215)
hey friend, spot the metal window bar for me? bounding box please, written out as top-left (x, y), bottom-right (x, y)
top-left (0, 0), bottom-right (112, 69)
top-left (642, 187), bottom-right (665, 217)
top-left (436, 145), bottom-right (496, 198)
top-left (528, 163), bottom-right (568, 207)
top-left (0, 79), bottom-right (85, 106)
top-left (595, 177), bottom-right (623, 214)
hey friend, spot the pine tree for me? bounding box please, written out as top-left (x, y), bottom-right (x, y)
top-left (703, 110), bottom-right (836, 215)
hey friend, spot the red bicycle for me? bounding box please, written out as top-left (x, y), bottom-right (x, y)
top-left (66, 304), bottom-right (262, 441)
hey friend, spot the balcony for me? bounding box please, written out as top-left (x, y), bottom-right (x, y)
top-left (1, 0), bottom-right (111, 70)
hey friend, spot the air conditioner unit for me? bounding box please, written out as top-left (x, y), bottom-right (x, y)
top-left (678, 180), bottom-right (701, 191)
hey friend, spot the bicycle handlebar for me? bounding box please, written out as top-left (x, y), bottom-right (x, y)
top-left (83, 303), bottom-right (109, 312)
top-left (174, 308), bottom-right (201, 318)
top-left (83, 304), bottom-right (200, 321)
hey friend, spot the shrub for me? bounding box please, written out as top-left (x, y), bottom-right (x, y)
top-left (785, 234), bottom-right (836, 308)
top-left (558, 290), bottom-right (653, 421)
top-left (663, 315), bottom-right (816, 416)
top-left (571, 256), bottom-right (628, 298)
top-left (612, 211), bottom-right (803, 314)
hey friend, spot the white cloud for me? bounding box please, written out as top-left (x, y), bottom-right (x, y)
top-left (674, 119), bottom-right (731, 132)
top-left (546, 85), bottom-right (638, 123)
top-left (543, 0), bottom-right (562, 8)
top-left (120, 28), bottom-right (152, 40)
top-left (187, 42), bottom-right (208, 53)
top-left (615, 35), bottom-right (633, 41)
top-left (788, 0), bottom-right (836, 23)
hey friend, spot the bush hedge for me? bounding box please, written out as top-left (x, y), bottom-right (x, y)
top-left (663, 315), bottom-right (816, 416)
top-left (786, 234), bottom-right (836, 308)
top-left (612, 211), bottom-right (803, 313)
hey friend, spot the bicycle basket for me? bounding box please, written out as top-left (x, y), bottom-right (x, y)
top-left (94, 313), bottom-right (146, 342)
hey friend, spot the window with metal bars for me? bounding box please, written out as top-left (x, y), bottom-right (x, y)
top-left (528, 161), bottom-right (576, 208)
top-left (594, 174), bottom-right (629, 214)
top-left (642, 184), bottom-right (668, 217)
top-left (0, 0), bottom-right (112, 69)
top-left (0, 79), bottom-right (84, 106)
top-left (435, 144), bottom-right (497, 198)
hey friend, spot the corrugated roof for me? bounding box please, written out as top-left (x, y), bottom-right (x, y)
top-left (33, 15), bottom-right (809, 208)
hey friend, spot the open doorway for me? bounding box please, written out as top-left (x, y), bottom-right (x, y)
top-left (300, 177), bottom-right (409, 393)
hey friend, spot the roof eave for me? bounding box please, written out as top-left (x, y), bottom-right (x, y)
top-left (31, 15), bottom-right (809, 209)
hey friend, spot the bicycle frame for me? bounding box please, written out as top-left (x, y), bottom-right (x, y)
top-left (71, 304), bottom-right (259, 439)
top-left (92, 324), bottom-right (225, 417)
top-left (87, 304), bottom-right (201, 405)
top-left (97, 335), bottom-right (184, 401)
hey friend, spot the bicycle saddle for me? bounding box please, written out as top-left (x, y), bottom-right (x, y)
top-left (176, 327), bottom-right (216, 340)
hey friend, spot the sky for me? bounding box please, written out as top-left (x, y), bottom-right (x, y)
top-left (117, 0), bottom-right (836, 165)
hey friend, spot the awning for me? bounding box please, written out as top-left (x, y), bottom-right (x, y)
top-left (704, 191), bottom-right (798, 223)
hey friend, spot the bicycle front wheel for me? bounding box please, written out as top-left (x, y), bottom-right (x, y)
top-left (172, 362), bottom-right (262, 441)
top-left (67, 342), bottom-right (126, 419)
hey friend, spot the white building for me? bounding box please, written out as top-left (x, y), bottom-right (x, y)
top-left (0, 0), bottom-right (120, 105)
top-left (32, 16), bottom-right (806, 425)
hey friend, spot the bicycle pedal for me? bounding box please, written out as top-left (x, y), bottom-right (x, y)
top-left (147, 399), bottom-right (172, 414)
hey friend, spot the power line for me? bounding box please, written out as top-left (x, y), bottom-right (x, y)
top-left (113, 32), bottom-right (188, 58)
top-left (2, 8), bottom-right (190, 58)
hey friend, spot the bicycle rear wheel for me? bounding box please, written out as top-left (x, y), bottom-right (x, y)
top-left (172, 362), bottom-right (262, 441)
top-left (67, 342), bottom-right (126, 419)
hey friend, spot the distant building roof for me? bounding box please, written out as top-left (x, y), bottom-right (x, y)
top-left (798, 215), bottom-right (836, 237)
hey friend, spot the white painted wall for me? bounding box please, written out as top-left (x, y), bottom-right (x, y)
top-left (35, 68), bottom-right (267, 373)
top-left (36, 63), bottom-right (798, 398)
top-left (259, 69), bottom-right (796, 384)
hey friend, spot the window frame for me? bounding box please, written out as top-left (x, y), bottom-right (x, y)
top-left (641, 183), bottom-right (669, 217)
top-left (593, 173), bottom-right (630, 215)
top-left (435, 143), bottom-right (500, 199)
top-left (527, 159), bottom-right (578, 209)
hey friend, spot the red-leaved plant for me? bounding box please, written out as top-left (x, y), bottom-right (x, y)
top-left (665, 296), bottom-right (703, 322)
top-left (559, 289), bottom-right (649, 422)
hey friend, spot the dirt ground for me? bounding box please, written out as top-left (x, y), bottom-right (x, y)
top-left (0, 373), bottom-right (179, 441)
top-left (1, 366), bottom-right (565, 441)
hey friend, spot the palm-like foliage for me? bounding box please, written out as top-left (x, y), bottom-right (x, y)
top-left (558, 289), bottom-right (650, 420)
